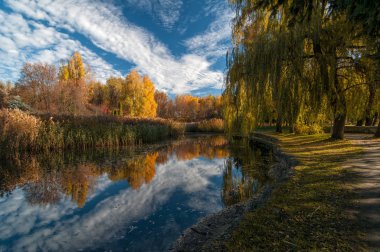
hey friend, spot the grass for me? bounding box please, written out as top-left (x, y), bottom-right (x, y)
top-left (225, 133), bottom-right (366, 251)
top-left (185, 118), bottom-right (224, 133)
top-left (0, 109), bottom-right (185, 153)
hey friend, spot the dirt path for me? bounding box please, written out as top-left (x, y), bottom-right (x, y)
top-left (344, 134), bottom-right (380, 250)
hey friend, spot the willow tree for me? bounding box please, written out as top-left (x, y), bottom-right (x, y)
top-left (226, 0), bottom-right (374, 139)
top-left (225, 1), bottom-right (313, 135)
top-left (223, 77), bottom-right (256, 136)
top-left (333, 0), bottom-right (380, 136)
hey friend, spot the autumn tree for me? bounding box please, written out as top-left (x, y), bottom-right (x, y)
top-left (88, 81), bottom-right (106, 106)
top-left (58, 52), bottom-right (87, 115)
top-left (155, 92), bottom-right (222, 121)
top-left (175, 95), bottom-right (199, 121)
top-left (198, 95), bottom-right (222, 119)
top-left (122, 70), bottom-right (146, 117)
top-left (105, 77), bottom-right (123, 115)
top-left (154, 90), bottom-right (169, 118)
top-left (102, 70), bottom-right (158, 117)
top-left (16, 63), bottom-right (57, 113)
top-left (141, 76), bottom-right (157, 117)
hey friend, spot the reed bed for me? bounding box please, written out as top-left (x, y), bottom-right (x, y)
top-left (186, 118), bottom-right (224, 133)
top-left (0, 109), bottom-right (185, 153)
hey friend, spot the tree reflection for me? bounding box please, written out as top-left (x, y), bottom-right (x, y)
top-left (221, 141), bottom-right (272, 206)
top-left (61, 164), bottom-right (97, 207)
top-left (0, 136), bottom-right (273, 208)
top-left (24, 172), bottom-right (62, 205)
top-left (106, 152), bottom-right (158, 189)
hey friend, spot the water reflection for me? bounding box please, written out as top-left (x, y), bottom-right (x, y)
top-left (0, 135), bottom-right (274, 251)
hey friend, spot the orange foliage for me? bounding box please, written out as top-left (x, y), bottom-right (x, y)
top-left (154, 93), bottom-right (222, 122)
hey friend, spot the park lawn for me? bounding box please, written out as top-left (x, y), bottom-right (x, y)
top-left (226, 133), bottom-right (366, 251)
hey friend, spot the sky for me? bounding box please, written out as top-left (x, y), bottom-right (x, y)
top-left (0, 0), bottom-right (233, 96)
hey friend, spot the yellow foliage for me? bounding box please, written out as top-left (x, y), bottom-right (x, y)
top-left (142, 76), bottom-right (157, 117)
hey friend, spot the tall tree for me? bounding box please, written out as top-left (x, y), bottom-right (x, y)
top-left (58, 52), bottom-right (87, 115)
top-left (225, 0), bottom-right (375, 139)
top-left (123, 70), bottom-right (144, 117)
top-left (142, 76), bottom-right (157, 117)
top-left (17, 63), bottom-right (57, 113)
top-left (88, 81), bottom-right (106, 106)
top-left (106, 77), bottom-right (123, 115)
top-left (154, 90), bottom-right (169, 118)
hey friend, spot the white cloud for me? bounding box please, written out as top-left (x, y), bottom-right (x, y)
top-left (184, 1), bottom-right (233, 59)
top-left (0, 10), bottom-right (121, 82)
top-left (123, 0), bottom-right (183, 31)
top-left (4, 0), bottom-right (224, 93)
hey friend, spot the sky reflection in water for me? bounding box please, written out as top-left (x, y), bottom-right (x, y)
top-left (0, 135), bottom-right (273, 251)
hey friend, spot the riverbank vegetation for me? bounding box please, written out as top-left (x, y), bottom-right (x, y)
top-left (226, 133), bottom-right (365, 250)
top-left (224, 0), bottom-right (380, 139)
top-left (0, 109), bottom-right (184, 154)
top-left (186, 118), bottom-right (225, 133)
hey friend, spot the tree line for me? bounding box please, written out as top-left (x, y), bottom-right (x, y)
top-left (0, 52), bottom-right (222, 121)
top-left (224, 0), bottom-right (380, 139)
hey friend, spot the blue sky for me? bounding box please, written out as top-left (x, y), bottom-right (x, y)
top-left (0, 0), bottom-right (233, 96)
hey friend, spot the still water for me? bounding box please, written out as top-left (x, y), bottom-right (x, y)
top-left (0, 135), bottom-right (274, 251)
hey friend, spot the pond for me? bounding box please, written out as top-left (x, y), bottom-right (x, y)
top-left (0, 135), bottom-right (275, 251)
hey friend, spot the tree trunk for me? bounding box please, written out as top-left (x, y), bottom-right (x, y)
top-left (372, 112), bottom-right (378, 126)
top-left (289, 120), bottom-right (294, 133)
top-left (356, 119), bottom-right (364, 126)
top-left (331, 113), bottom-right (346, 140)
top-left (365, 117), bottom-right (374, 126)
top-left (375, 121), bottom-right (380, 138)
top-left (365, 82), bottom-right (376, 126)
top-left (276, 115), bottom-right (283, 133)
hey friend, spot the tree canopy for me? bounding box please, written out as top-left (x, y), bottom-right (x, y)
top-left (224, 0), bottom-right (380, 139)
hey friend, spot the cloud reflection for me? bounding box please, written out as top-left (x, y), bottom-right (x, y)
top-left (0, 136), bottom-right (272, 251)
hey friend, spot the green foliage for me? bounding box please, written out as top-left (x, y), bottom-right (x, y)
top-left (7, 96), bottom-right (31, 111)
top-left (294, 123), bottom-right (324, 135)
top-left (224, 0), bottom-right (379, 139)
top-left (223, 79), bottom-right (256, 137)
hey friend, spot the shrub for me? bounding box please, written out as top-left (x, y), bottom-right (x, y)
top-left (167, 120), bottom-right (186, 137)
top-left (0, 109), bottom-right (42, 152)
top-left (308, 124), bottom-right (323, 135)
top-left (294, 123), bottom-right (323, 135)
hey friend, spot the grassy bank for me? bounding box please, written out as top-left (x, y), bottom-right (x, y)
top-left (226, 133), bottom-right (365, 251)
top-left (0, 109), bottom-right (184, 153)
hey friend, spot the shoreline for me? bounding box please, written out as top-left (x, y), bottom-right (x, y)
top-left (171, 133), bottom-right (297, 251)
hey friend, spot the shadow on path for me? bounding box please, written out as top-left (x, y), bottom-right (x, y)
top-left (345, 134), bottom-right (380, 250)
